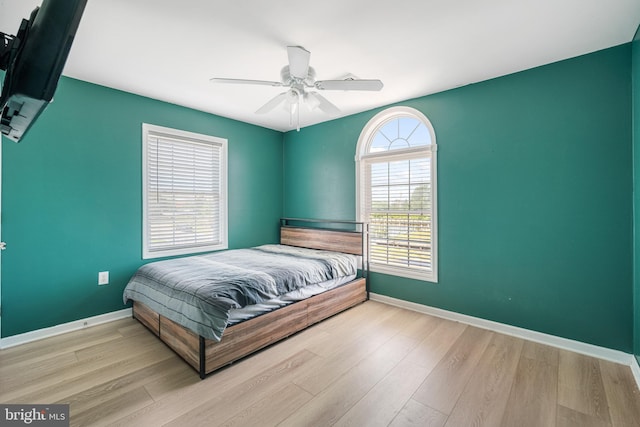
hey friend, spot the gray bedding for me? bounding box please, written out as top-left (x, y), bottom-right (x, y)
top-left (123, 244), bottom-right (357, 341)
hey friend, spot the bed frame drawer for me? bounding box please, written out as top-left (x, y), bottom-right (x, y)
top-left (133, 302), bottom-right (160, 336)
top-left (160, 316), bottom-right (201, 370)
top-left (203, 299), bottom-right (309, 372)
top-left (307, 278), bottom-right (367, 325)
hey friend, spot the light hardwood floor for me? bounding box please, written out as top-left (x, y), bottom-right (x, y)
top-left (1, 301), bottom-right (639, 426)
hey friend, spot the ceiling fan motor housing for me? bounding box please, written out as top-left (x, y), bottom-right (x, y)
top-left (280, 65), bottom-right (316, 87)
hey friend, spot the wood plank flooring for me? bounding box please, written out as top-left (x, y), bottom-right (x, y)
top-left (1, 301), bottom-right (639, 426)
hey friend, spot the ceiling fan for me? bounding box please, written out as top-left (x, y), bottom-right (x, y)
top-left (210, 46), bottom-right (384, 131)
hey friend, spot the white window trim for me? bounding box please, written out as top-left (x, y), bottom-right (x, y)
top-left (356, 106), bottom-right (438, 282)
top-left (142, 123), bottom-right (228, 259)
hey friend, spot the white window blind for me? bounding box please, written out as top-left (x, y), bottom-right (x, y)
top-left (142, 124), bottom-right (228, 259)
top-left (357, 106), bottom-right (437, 282)
top-left (365, 155), bottom-right (432, 272)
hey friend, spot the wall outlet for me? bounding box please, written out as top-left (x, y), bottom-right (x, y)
top-left (98, 271), bottom-right (109, 285)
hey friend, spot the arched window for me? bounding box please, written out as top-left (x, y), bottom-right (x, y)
top-left (356, 106), bottom-right (437, 282)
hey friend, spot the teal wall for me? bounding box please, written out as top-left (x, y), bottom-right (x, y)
top-left (1, 77), bottom-right (283, 338)
top-left (633, 26), bottom-right (640, 363)
top-left (1, 43), bottom-right (635, 355)
top-left (285, 44), bottom-right (633, 352)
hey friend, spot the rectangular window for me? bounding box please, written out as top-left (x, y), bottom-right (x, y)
top-left (142, 124), bottom-right (228, 259)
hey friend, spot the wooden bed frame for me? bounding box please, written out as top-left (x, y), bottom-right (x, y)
top-left (132, 219), bottom-right (368, 379)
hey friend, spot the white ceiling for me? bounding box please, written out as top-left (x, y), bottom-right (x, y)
top-left (2, 0), bottom-right (640, 132)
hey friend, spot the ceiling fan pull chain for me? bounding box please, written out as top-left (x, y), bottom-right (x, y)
top-left (297, 91), bottom-right (302, 131)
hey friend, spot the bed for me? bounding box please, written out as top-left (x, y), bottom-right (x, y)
top-left (123, 218), bottom-right (368, 378)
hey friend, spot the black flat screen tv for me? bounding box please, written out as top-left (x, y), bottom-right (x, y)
top-left (0, 0), bottom-right (87, 142)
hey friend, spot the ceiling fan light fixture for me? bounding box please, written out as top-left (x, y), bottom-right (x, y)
top-left (304, 92), bottom-right (321, 110)
top-left (286, 88), bottom-right (300, 104)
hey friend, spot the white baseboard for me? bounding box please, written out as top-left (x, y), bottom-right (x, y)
top-left (370, 293), bottom-right (640, 387)
top-left (0, 308), bottom-right (132, 349)
top-left (631, 357), bottom-right (640, 389)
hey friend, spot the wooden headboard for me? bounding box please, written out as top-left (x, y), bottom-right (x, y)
top-left (279, 218), bottom-right (365, 256)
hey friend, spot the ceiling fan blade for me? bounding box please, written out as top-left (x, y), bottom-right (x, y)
top-left (287, 46), bottom-right (310, 79)
top-left (255, 92), bottom-right (287, 114)
top-left (306, 92), bottom-right (341, 115)
top-left (210, 77), bottom-right (283, 87)
top-left (315, 79), bottom-right (384, 91)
